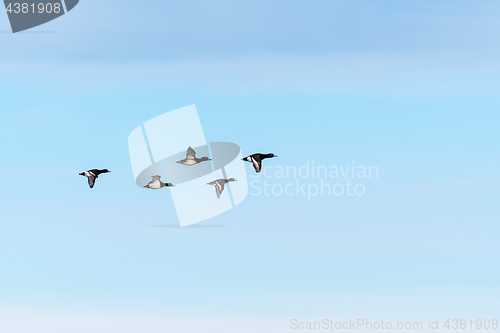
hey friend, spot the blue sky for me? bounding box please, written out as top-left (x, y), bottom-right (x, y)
top-left (1, 1), bottom-right (499, 332)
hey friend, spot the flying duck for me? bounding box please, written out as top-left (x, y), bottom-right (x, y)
top-left (143, 175), bottom-right (174, 189)
top-left (242, 153), bottom-right (277, 173)
top-left (177, 146), bottom-right (211, 166)
top-left (79, 169), bottom-right (110, 188)
top-left (207, 178), bottom-right (237, 199)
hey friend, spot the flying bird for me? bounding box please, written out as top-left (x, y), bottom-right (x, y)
top-left (177, 146), bottom-right (211, 166)
top-left (143, 175), bottom-right (174, 189)
top-left (242, 153), bottom-right (277, 173)
top-left (207, 178), bottom-right (237, 199)
top-left (79, 169), bottom-right (110, 188)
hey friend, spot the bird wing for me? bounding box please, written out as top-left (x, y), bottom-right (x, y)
top-left (207, 180), bottom-right (224, 199)
top-left (90, 169), bottom-right (105, 178)
top-left (88, 176), bottom-right (96, 188)
top-left (251, 157), bottom-right (262, 173)
top-left (215, 181), bottom-right (225, 199)
top-left (186, 146), bottom-right (196, 159)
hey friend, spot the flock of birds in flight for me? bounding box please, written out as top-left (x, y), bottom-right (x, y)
top-left (79, 147), bottom-right (277, 199)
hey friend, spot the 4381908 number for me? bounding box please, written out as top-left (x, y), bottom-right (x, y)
top-left (444, 319), bottom-right (498, 330)
top-left (5, 2), bottom-right (61, 14)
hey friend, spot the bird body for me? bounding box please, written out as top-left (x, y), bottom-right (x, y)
top-left (79, 169), bottom-right (110, 188)
top-left (144, 175), bottom-right (174, 189)
top-left (177, 146), bottom-right (211, 166)
top-left (207, 178), bottom-right (237, 199)
top-left (242, 153), bottom-right (277, 173)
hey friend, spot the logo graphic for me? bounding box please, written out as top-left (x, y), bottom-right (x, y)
top-left (3, 0), bottom-right (79, 33)
top-left (128, 105), bottom-right (248, 227)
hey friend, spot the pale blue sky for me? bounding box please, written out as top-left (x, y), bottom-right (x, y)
top-left (0, 1), bottom-right (499, 332)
